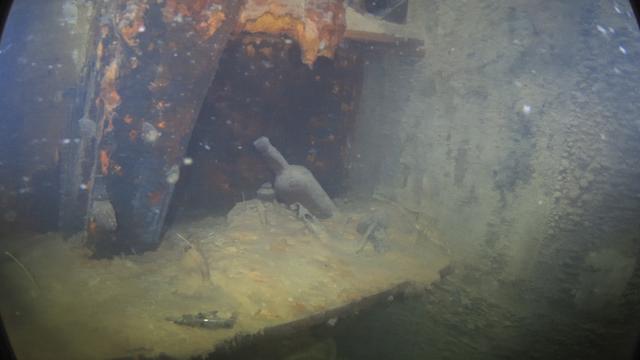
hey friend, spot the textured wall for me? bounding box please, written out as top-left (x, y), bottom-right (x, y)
top-left (351, 0), bottom-right (640, 308)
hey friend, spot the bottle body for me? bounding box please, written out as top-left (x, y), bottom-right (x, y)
top-left (254, 137), bottom-right (336, 218)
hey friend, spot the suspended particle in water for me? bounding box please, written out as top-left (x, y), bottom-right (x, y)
top-left (522, 104), bottom-right (532, 115)
top-left (618, 45), bottom-right (627, 54)
top-left (166, 165), bottom-right (180, 184)
top-left (182, 157), bottom-right (193, 166)
top-left (596, 24), bottom-right (607, 35)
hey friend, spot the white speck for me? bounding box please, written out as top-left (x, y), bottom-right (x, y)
top-left (608, 27), bottom-right (615, 34)
top-left (204, 144), bottom-right (211, 150)
top-left (22, 176), bottom-right (29, 182)
top-left (138, 25), bottom-right (145, 32)
top-left (614, 4), bottom-right (622, 14)
top-left (61, 138), bottom-right (71, 144)
top-left (166, 165), bottom-right (180, 184)
top-left (80, 183), bottom-right (88, 190)
top-left (522, 104), bottom-right (532, 115)
top-left (600, 133), bottom-right (606, 140)
top-left (619, 45), bottom-right (627, 54)
top-left (237, 145), bottom-right (243, 150)
top-left (327, 317), bottom-right (338, 326)
top-left (182, 157), bottom-right (193, 166)
top-left (596, 25), bottom-right (607, 35)
top-left (613, 67), bottom-right (622, 74)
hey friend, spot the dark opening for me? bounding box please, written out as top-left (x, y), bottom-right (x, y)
top-left (169, 35), bottom-right (364, 220)
top-left (349, 0), bottom-right (409, 24)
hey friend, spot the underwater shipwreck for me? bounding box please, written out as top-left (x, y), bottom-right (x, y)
top-left (2, 0), bottom-right (640, 359)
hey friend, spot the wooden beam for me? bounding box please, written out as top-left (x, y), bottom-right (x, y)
top-left (60, 0), bottom-right (247, 255)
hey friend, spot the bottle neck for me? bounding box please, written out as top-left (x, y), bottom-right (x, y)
top-left (254, 137), bottom-right (289, 174)
top-left (263, 146), bottom-right (289, 174)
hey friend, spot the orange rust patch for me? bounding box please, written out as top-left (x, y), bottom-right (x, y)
top-left (96, 41), bottom-right (104, 61)
top-left (101, 59), bottom-right (121, 114)
top-left (157, 121), bottom-right (167, 129)
top-left (100, 150), bottom-right (110, 175)
top-left (106, 116), bottom-right (114, 133)
top-left (238, 0), bottom-right (346, 65)
top-left (244, 43), bottom-right (256, 57)
top-left (196, 10), bottom-right (226, 39)
top-left (117, 3), bottom-right (148, 47)
top-left (148, 190), bottom-right (164, 205)
top-left (88, 220), bottom-right (97, 234)
top-left (258, 46), bottom-right (273, 58)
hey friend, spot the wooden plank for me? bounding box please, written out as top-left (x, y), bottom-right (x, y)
top-left (345, 29), bottom-right (425, 56)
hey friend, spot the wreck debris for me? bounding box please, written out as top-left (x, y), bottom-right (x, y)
top-left (256, 182), bottom-right (276, 202)
top-left (167, 310), bottom-right (237, 330)
top-left (237, 0), bottom-right (346, 65)
top-left (60, 0), bottom-right (248, 255)
top-left (176, 232), bottom-right (211, 282)
top-left (292, 202), bottom-right (325, 239)
top-left (356, 211), bottom-right (388, 253)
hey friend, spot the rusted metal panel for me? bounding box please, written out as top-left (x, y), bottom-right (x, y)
top-left (237, 0), bottom-right (347, 65)
top-left (60, 0), bottom-right (246, 255)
